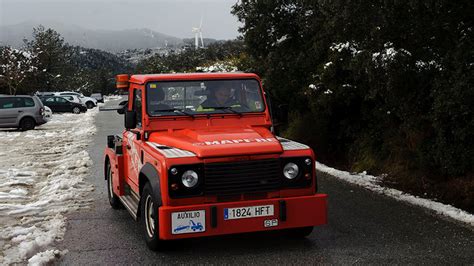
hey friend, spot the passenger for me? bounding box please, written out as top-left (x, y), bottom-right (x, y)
top-left (149, 88), bottom-right (171, 111)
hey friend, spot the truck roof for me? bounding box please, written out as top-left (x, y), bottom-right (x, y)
top-left (129, 72), bottom-right (260, 85)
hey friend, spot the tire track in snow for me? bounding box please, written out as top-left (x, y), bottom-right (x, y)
top-left (0, 108), bottom-right (98, 265)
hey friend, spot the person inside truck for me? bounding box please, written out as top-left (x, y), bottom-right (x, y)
top-left (148, 87), bottom-right (171, 111)
top-left (196, 85), bottom-right (241, 111)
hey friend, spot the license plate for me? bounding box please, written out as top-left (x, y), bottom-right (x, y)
top-left (224, 205), bottom-right (274, 220)
top-left (171, 210), bottom-right (206, 234)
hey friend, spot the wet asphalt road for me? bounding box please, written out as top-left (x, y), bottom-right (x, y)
top-left (59, 99), bottom-right (474, 265)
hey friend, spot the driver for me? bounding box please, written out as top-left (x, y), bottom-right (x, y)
top-left (197, 85), bottom-right (241, 111)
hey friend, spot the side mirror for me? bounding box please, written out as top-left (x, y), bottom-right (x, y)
top-left (117, 100), bottom-right (128, 114)
top-left (125, 110), bottom-right (137, 129)
top-left (265, 92), bottom-right (275, 134)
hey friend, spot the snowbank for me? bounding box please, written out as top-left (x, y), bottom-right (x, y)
top-left (317, 162), bottom-right (474, 227)
top-left (0, 108), bottom-right (98, 264)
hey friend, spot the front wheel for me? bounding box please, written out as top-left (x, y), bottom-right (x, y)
top-left (106, 161), bottom-right (122, 209)
top-left (141, 182), bottom-right (161, 250)
top-left (72, 106), bottom-right (81, 114)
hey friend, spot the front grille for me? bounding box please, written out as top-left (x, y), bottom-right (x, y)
top-left (204, 159), bottom-right (281, 196)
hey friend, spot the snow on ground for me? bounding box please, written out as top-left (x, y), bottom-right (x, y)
top-left (317, 162), bottom-right (474, 227)
top-left (0, 109), bottom-right (98, 265)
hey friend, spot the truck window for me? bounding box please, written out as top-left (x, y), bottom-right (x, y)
top-left (146, 79), bottom-right (265, 116)
top-left (133, 89), bottom-right (142, 128)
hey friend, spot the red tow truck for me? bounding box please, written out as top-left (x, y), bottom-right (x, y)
top-left (104, 72), bottom-right (327, 250)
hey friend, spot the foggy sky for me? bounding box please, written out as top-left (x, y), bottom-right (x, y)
top-left (0, 0), bottom-right (241, 40)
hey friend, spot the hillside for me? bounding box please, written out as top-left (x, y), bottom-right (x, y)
top-left (0, 21), bottom-right (183, 52)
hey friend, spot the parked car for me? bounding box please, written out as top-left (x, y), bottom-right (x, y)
top-left (0, 95), bottom-right (49, 130)
top-left (39, 96), bottom-right (87, 114)
top-left (34, 91), bottom-right (55, 97)
top-left (54, 92), bottom-right (97, 109)
top-left (90, 93), bottom-right (104, 103)
top-left (60, 95), bottom-right (86, 105)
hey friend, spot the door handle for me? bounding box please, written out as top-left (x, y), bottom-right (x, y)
top-left (18, 110), bottom-right (23, 113)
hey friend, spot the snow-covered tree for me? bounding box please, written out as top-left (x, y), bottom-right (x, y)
top-left (24, 25), bottom-right (72, 91)
top-left (0, 46), bottom-right (37, 95)
top-left (196, 61), bottom-right (238, 72)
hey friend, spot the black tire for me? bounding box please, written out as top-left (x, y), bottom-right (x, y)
top-left (72, 106), bottom-right (81, 114)
top-left (140, 182), bottom-right (162, 250)
top-left (287, 226), bottom-right (314, 238)
top-left (106, 161), bottom-right (122, 209)
top-left (86, 101), bottom-right (94, 109)
top-left (19, 117), bottom-right (35, 131)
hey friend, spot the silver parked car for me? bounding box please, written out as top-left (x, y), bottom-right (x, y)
top-left (0, 95), bottom-right (49, 130)
top-left (90, 93), bottom-right (104, 103)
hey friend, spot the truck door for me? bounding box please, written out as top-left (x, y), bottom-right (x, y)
top-left (124, 88), bottom-right (143, 188)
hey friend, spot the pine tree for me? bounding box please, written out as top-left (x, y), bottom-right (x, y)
top-left (24, 25), bottom-right (72, 91)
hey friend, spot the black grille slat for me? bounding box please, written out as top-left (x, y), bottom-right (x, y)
top-left (206, 168), bottom-right (280, 175)
top-left (206, 186), bottom-right (278, 194)
top-left (204, 159), bottom-right (281, 196)
top-left (205, 173), bottom-right (280, 182)
top-left (207, 166), bottom-right (279, 171)
top-left (206, 179), bottom-right (280, 187)
top-left (207, 162), bottom-right (280, 169)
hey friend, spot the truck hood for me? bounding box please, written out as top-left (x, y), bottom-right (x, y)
top-left (148, 127), bottom-right (283, 158)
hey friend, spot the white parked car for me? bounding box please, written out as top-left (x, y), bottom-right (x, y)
top-left (54, 92), bottom-right (97, 109)
top-left (60, 95), bottom-right (86, 106)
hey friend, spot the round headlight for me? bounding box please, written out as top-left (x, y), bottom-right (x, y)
top-left (283, 163), bottom-right (299, 179)
top-left (181, 170), bottom-right (199, 188)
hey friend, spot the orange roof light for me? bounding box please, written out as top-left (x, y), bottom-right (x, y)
top-left (116, 74), bottom-right (129, 89)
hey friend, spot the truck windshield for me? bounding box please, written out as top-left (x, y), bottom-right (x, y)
top-left (146, 79), bottom-right (265, 116)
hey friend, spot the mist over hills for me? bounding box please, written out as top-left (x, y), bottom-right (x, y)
top-left (0, 21), bottom-right (191, 52)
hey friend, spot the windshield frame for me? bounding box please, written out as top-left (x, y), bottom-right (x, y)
top-left (145, 78), bottom-right (267, 118)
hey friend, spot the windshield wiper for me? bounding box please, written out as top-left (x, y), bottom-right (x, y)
top-left (154, 108), bottom-right (195, 118)
top-left (203, 106), bottom-right (242, 116)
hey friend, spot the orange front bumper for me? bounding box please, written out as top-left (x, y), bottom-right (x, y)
top-left (159, 194), bottom-right (327, 240)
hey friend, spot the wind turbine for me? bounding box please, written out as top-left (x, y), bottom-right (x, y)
top-left (192, 17), bottom-right (204, 49)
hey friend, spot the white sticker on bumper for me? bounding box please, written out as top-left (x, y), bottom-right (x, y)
top-left (171, 210), bottom-right (206, 234)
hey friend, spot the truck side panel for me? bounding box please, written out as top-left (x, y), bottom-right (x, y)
top-left (105, 147), bottom-right (125, 196)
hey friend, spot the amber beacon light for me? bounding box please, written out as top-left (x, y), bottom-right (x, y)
top-left (115, 74), bottom-right (129, 89)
